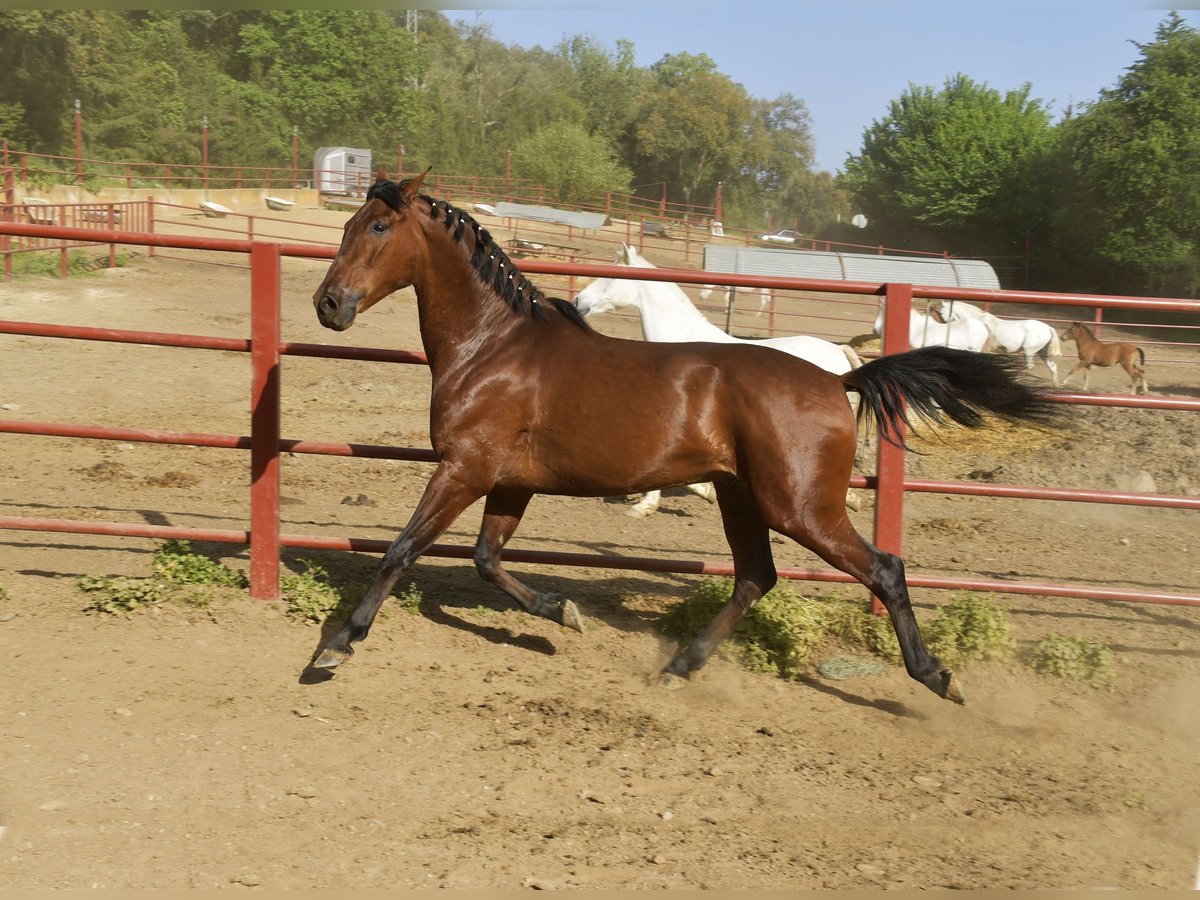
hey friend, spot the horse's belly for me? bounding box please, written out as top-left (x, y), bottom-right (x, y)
top-left (495, 421), bottom-right (733, 497)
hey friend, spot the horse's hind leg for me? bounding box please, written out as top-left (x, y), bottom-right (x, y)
top-left (312, 464), bottom-right (484, 669)
top-left (772, 504), bottom-right (962, 703)
top-left (1040, 351), bottom-right (1059, 386)
top-left (627, 489), bottom-right (661, 518)
top-left (661, 481), bottom-right (776, 683)
top-left (474, 488), bottom-right (583, 631)
top-left (1124, 357), bottom-right (1149, 394)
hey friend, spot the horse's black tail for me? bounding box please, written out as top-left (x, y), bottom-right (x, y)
top-left (842, 346), bottom-right (1061, 449)
top-left (1137, 347), bottom-right (1146, 368)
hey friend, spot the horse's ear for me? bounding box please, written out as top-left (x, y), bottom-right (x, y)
top-left (617, 244), bottom-right (631, 264)
top-left (375, 167), bottom-right (390, 181)
top-left (401, 166), bottom-right (431, 203)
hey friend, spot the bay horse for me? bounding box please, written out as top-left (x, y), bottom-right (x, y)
top-left (574, 243), bottom-right (864, 516)
top-left (1059, 321), bottom-right (1149, 394)
top-left (310, 171), bottom-right (1058, 705)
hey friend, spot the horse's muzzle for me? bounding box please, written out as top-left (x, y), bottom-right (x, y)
top-left (314, 291), bottom-right (359, 331)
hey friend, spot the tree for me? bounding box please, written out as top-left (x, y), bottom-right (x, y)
top-left (631, 52), bottom-right (766, 206)
top-left (725, 93), bottom-right (853, 233)
top-left (236, 11), bottom-right (422, 152)
top-left (839, 74), bottom-right (1055, 255)
top-left (558, 35), bottom-right (643, 145)
top-left (1051, 13), bottom-right (1200, 296)
top-left (511, 121), bottom-right (631, 202)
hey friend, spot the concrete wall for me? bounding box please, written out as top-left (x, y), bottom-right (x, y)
top-left (13, 185), bottom-right (321, 213)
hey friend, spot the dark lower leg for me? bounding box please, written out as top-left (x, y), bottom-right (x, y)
top-left (662, 576), bottom-right (771, 679)
top-left (788, 517), bottom-right (961, 703)
top-left (869, 551), bottom-right (961, 702)
top-left (664, 482), bottom-right (775, 680)
top-left (473, 490), bottom-right (583, 632)
top-left (312, 465), bottom-right (483, 669)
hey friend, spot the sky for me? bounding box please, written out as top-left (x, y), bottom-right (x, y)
top-left (458, 1), bottom-right (1200, 173)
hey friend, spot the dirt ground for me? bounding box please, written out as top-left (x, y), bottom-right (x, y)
top-left (1, 207), bottom-right (1199, 890)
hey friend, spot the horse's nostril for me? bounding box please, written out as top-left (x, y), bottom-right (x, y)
top-left (319, 295), bottom-right (339, 316)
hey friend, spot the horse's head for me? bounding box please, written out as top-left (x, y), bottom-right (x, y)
top-left (1060, 322), bottom-right (1080, 342)
top-left (622, 245), bottom-right (656, 269)
top-left (573, 246), bottom-right (643, 318)
top-left (313, 169), bottom-right (429, 331)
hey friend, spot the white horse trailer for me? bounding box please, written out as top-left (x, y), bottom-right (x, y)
top-left (313, 147), bottom-right (373, 196)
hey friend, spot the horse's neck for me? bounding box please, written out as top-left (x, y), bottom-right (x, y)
top-left (635, 281), bottom-right (729, 343)
top-left (412, 252), bottom-right (522, 376)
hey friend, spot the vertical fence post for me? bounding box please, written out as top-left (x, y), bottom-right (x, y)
top-left (249, 242), bottom-right (282, 601)
top-left (147, 198), bottom-right (156, 259)
top-left (2, 166), bottom-right (12, 280)
top-left (871, 282), bottom-right (912, 614)
top-left (106, 203), bottom-right (116, 269)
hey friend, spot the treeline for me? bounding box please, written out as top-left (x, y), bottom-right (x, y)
top-left (1, 9), bottom-right (1197, 298)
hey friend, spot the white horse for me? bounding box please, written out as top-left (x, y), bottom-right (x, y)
top-left (932, 299), bottom-right (1061, 384)
top-left (873, 300), bottom-right (991, 352)
top-left (575, 244), bottom-right (863, 516)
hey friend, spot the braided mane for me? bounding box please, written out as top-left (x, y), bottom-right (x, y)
top-left (366, 178), bottom-right (592, 333)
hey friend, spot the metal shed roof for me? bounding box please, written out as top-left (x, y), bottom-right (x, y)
top-left (703, 245), bottom-right (1000, 291)
top-left (494, 202), bottom-right (609, 230)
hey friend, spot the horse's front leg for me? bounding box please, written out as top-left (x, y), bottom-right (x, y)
top-left (1060, 360), bottom-right (1086, 388)
top-left (312, 463), bottom-right (485, 670)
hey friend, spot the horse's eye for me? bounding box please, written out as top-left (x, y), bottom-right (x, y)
top-left (370, 221), bottom-right (388, 235)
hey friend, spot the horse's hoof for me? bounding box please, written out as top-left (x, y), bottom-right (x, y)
top-left (658, 671), bottom-right (689, 691)
top-left (312, 647), bottom-right (351, 670)
top-left (625, 506), bottom-right (652, 518)
top-left (559, 599), bottom-right (584, 634)
top-left (940, 669), bottom-right (966, 705)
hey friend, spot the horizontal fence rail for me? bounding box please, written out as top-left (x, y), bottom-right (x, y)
top-left (0, 221), bottom-right (1197, 611)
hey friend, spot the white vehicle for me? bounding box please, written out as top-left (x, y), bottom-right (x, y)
top-left (756, 228), bottom-right (797, 244)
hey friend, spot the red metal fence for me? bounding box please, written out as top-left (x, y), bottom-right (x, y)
top-left (1, 221), bottom-right (1198, 610)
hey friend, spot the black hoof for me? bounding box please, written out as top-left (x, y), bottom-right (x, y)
top-left (558, 599), bottom-right (584, 633)
top-left (940, 669), bottom-right (966, 705)
top-left (658, 670), bottom-right (689, 691)
top-left (312, 647), bottom-right (352, 670)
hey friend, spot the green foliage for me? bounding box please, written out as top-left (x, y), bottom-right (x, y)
top-left (7, 249), bottom-right (128, 278)
top-left (839, 74), bottom-right (1055, 256)
top-left (152, 539), bottom-right (247, 588)
top-left (511, 121), bottom-right (631, 202)
top-left (78, 574), bottom-right (167, 615)
top-left (632, 52), bottom-right (768, 205)
top-left (658, 581), bottom-right (1020, 681)
top-left (1029, 633), bottom-right (1117, 689)
top-left (659, 579), bottom-right (902, 679)
top-left (394, 581), bottom-right (423, 614)
top-left (1050, 13), bottom-right (1200, 296)
top-left (281, 560), bottom-right (346, 623)
top-left (922, 592), bottom-right (1016, 668)
top-left (79, 540), bottom-right (246, 614)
